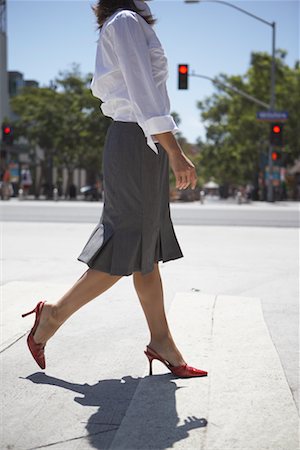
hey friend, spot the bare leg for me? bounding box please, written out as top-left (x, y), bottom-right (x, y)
top-left (133, 263), bottom-right (186, 366)
top-left (33, 268), bottom-right (122, 345)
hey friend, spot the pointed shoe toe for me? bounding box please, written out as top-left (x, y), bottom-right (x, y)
top-left (170, 363), bottom-right (208, 378)
top-left (27, 333), bottom-right (46, 370)
top-left (22, 301), bottom-right (47, 370)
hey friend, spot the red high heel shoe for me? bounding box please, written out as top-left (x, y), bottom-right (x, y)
top-left (144, 345), bottom-right (208, 378)
top-left (22, 301), bottom-right (46, 369)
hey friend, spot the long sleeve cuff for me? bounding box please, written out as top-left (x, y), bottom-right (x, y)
top-left (142, 115), bottom-right (179, 154)
top-left (139, 115), bottom-right (179, 154)
top-left (145, 115), bottom-right (179, 136)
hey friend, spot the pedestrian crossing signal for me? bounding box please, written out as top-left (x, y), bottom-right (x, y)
top-left (178, 64), bottom-right (189, 90)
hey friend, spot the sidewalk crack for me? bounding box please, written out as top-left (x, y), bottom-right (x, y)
top-left (0, 332), bottom-right (27, 354)
top-left (201, 293), bottom-right (218, 450)
top-left (26, 425), bottom-right (120, 450)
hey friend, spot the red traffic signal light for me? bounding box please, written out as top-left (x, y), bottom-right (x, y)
top-left (272, 124), bottom-right (281, 134)
top-left (178, 64), bottom-right (188, 89)
top-left (179, 65), bottom-right (188, 75)
top-left (271, 150), bottom-right (282, 163)
top-left (270, 122), bottom-right (284, 147)
top-left (2, 124), bottom-right (14, 145)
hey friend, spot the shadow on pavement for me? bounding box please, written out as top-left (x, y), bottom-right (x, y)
top-left (22, 372), bottom-right (207, 449)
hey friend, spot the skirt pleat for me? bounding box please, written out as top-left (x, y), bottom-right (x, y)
top-left (77, 121), bottom-right (183, 276)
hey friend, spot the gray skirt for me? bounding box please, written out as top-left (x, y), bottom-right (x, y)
top-left (77, 121), bottom-right (183, 276)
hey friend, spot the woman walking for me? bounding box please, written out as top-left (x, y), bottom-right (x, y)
top-left (22, 0), bottom-right (208, 378)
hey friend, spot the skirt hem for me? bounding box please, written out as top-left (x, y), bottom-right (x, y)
top-left (79, 253), bottom-right (184, 277)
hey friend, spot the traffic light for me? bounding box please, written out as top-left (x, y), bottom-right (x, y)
top-left (178, 64), bottom-right (189, 90)
top-left (271, 150), bottom-right (281, 161)
top-left (270, 122), bottom-right (284, 147)
top-left (1, 124), bottom-right (14, 145)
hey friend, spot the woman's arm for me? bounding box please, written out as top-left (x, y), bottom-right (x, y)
top-left (108, 12), bottom-right (178, 153)
top-left (153, 132), bottom-right (197, 190)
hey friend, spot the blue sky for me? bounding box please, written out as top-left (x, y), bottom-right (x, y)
top-left (7, 0), bottom-right (299, 143)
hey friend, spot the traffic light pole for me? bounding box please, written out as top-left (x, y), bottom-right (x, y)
top-left (189, 73), bottom-right (269, 109)
top-left (267, 22), bottom-right (276, 202)
top-left (185, 0), bottom-right (277, 202)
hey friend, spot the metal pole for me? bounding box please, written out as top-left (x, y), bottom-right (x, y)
top-left (185, 0), bottom-right (277, 202)
top-left (185, 0), bottom-right (273, 27)
top-left (190, 72), bottom-right (270, 109)
top-left (267, 22), bottom-right (276, 202)
top-left (208, 0), bottom-right (273, 27)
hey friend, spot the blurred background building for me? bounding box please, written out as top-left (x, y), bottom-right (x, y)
top-left (0, 0), bottom-right (10, 125)
top-left (1, 0), bottom-right (87, 199)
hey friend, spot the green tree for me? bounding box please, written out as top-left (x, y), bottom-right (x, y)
top-left (196, 50), bottom-right (300, 190)
top-left (10, 64), bottom-right (111, 197)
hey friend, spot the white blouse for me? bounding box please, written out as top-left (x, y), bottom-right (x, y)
top-left (90, 7), bottom-right (179, 154)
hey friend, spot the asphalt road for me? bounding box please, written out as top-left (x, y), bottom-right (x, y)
top-left (1, 199), bottom-right (299, 227)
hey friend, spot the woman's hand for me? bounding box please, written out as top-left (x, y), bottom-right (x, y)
top-left (153, 131), bottom-right (198, 190)
top-left (168, 151), bottom-right (197, 190)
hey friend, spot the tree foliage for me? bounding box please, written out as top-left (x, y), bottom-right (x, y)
top-left (10, 64), bottom-right (111, 194)
top-left (196, 51), bottom-right (299, 187)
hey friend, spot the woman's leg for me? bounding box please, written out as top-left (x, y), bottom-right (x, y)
top-left (33, 268), bottom-right (122, 345)
top-left (133, 263), bottom-right (186, 367)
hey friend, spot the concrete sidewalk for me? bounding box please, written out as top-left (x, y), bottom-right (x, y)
top-left (1, 222), bottom-right (299, 449)
top-left (110, 293), bottom-right (298, 450)
top-left (1, 289), bottom-right (298, 449)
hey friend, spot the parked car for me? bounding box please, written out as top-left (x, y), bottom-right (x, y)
top-left (80, 184), bottom-right (102, 201)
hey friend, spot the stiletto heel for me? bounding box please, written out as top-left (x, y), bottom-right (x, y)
top-left (22, 301), bottom-right (46, 369)
top-left (144, 345), bottom-right (208, 378)
top-left (145, 352), bottom-right (154, 376)
top-left (22, 306), bottom-right (39, 318)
